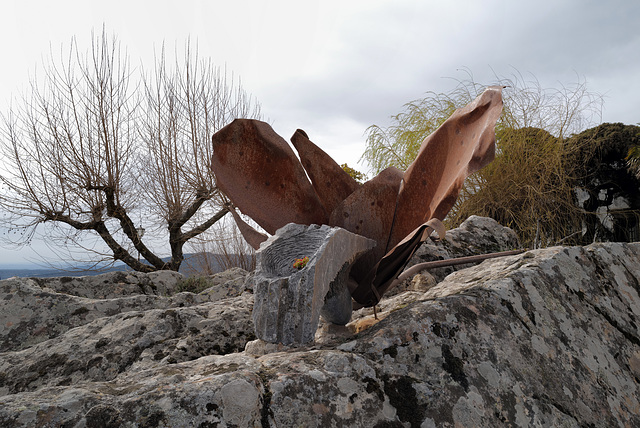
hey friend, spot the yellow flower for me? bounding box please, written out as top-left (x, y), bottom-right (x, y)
top-left (293, 256), bottom-right (309, 270)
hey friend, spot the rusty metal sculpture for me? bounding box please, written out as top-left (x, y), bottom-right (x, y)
top-left (211, 86), bottom-right (503, 307)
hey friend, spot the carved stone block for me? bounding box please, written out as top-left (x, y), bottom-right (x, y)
top-left (252, 223), bottom-right (375, 344)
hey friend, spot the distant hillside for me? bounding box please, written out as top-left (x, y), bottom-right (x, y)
top-left (0, 264), bottom-right (127, 280)
top-left (0, 252), bottom-right (254, 280)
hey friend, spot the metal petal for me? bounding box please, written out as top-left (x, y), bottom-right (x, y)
top-left (387, 86), bottom-right (504, 251)
top-left (328, 166), bottom-right (404, 284)
top-left (351, 87), bottom-right (504, 306)
top-left (228, 207), bottom-right (268, 250)
top-left (211, 119), bottom-right (328, 235)
top-left (290, 129), bottom-right (360, 215)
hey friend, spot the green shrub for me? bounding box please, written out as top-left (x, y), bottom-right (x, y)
top-left (175, 276), bottom-right (215, 294)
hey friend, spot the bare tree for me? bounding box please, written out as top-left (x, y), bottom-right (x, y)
top-left (0, 30), bottom-right (261, 271)
top-left (183, 214), bottom-right (258, 275)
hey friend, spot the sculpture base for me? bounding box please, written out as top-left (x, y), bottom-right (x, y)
top-left (252, 224), bottom-right (375, 345)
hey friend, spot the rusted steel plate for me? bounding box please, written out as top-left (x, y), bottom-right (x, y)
top-left (211, 119), bottom-right (328, 235)
top-left (351, 87), bottom-right (504, 306)
top-left (386, 86), bottom-right (503, 251)
top-left (351, 222), bottom-right (434, 306)
top-left (228, 206), bottom-right (268, 250)
top-left (328, 166), bottom-right (403, 283)
top-left (290, 129), bottom-right (360, 215)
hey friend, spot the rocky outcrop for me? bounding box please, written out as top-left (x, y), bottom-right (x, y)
top-left (29, 270), bottom-right (185, 299)
top-left (0, 268), bottom-right (255, 394)
top-left (1, 219), bottom-right (639, 427)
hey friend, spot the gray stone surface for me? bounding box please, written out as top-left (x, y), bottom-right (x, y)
top-left (0, 269), bottom-right (249, 353)
top-left (30, 270), bottom-right (184, 299)
top-left (0, 268), bottom-right (255, 398)
top-left (1, 220), bottom-right (639, 427)
top-left (198, 267), bottom-right (251, 301)
top-left (252, 223), bottom-right (375, 344)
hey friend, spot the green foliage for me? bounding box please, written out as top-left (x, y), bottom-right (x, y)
top-left (448, 127), bottom-right (584, 247)
top-left (568, 123), bottom-right (640, 177)
top-left (627, 123), bottom-right (640, 174)
top-left (175, 276), bottom-right (215, 294)
top-left (628, 145), bottom-right (640, 178)
top-left (361, 71), bottom-right (607, 248)
top-left (340, 163), bottom-right (367, 183)
top-left (449, 123), bottom-right (640, 246)
top-left (566, 123), bottom-right (640, 242)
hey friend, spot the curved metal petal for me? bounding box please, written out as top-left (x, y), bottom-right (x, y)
top-left (351, 87), bottom-right (504, 306)
top-left (290, 129), bottom-right (360, 215)
top-left (350, 221), bottom-right (435, 306)
top-left (387, 86), bottom-right (504, 251)
top-left (228, 206), bottom-right (268, 250)
top-left (211, 119), bottom-right (328, 235)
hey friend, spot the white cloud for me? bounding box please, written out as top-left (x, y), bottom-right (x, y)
top-left (1, 0), bottom-right (639, 264)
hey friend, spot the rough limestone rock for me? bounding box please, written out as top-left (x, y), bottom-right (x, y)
top-left (1, 220), bottom-right (640, 427)
top-left (252, 223), bottom-right (375, 344)
top-left (198, 267), bottom-right (251, 301)
top-left (1, 277), bottom-right (177, 353)
top-left (0, 268), bottom-right (255, 394)
top-left (0, 269), bottom-right (250, 353)
top-left (31, 270), bottom-right (185, 299)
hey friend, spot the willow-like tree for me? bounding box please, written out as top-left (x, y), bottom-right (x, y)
top-left (361, 71), bottom-right (604, 248)
top-left (627, 138), bottom-right (640, 179)
top-left (0, 31), bottom-right (261, 271)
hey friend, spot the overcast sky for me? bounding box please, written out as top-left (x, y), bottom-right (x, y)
top-left (1, 0), bottom-right (639, 266)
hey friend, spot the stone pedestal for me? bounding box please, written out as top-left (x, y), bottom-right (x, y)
top-left (252, 223), bottom-right (375, 345)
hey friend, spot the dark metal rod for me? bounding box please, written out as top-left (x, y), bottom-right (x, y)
top-left (394, 249), bottom-right (526, 285)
